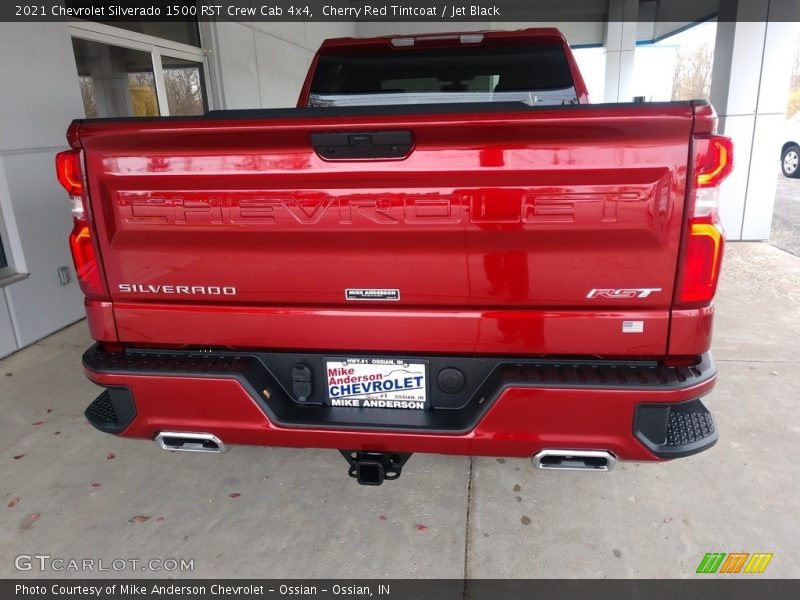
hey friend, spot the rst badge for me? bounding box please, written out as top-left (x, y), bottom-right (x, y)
top-left (586, 288), bottom-right (662, 299)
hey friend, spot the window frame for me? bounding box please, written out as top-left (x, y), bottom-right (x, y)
top-left (0, 226), bottom-right (15, 281)
top-left (69, 21), bottom-right (213, 117)
top-left (0, 162), bottom-right (27, 282)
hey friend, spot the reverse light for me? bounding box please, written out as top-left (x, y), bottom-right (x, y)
top-left (390, 37), bottom-right (415, 47)
top-left (70, 195), bottom-right (85, 220)
top-left (675, 134), bottom-right (733, 309)
top-left (459, 34), bottom-right (485, 44)
top-left (55, 148), bottom-right (108, 300)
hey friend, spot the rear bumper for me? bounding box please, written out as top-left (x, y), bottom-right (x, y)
top-left (82, 346), bottom-right (718, 461)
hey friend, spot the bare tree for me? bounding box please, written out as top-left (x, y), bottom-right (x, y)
top-left (787, 34), bottom-right (800, 118)
top-left (78, 76), bottom-right (97, 118)
top-left (128, 72), bottom-right (158, 116)
top-left (164, 66), bottom-right (205, 116)
top-left (127, 68), bottom-right (205, 116)
top-left (671, 44), bottom-right (714, 101)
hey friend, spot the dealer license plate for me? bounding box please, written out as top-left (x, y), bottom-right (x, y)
top-left (325, 358), bottom-right (427, 410)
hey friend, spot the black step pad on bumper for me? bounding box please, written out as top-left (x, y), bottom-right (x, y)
top-left (85, 387), bottom-right (136, 434)
top-left (634, 398), bottom-right (718, 458)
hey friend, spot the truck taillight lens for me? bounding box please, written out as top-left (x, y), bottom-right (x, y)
top-left (69, 221), bottom-right (105, 298)
top-left (56, 149), bottom-right (108, 300)
top-left (678, 222), bottom-right (724, 306)
top-left (695, 138), bottom-right (733, 188)
top-left (56, 149), bottom-right (83, 196)
top-left (675, 135), bottom-right (733, 309)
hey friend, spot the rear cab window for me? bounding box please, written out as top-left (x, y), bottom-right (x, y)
top-left (308, 43), bottom-right (578, 107)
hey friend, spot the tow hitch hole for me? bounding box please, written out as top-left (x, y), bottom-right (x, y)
top-left (340, 450), bottom-right (412, 485)
top-left (357, 462), bottom-right (384, 486)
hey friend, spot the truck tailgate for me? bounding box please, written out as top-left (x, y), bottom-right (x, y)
top-left (77, 103), bottom-right (696, 355)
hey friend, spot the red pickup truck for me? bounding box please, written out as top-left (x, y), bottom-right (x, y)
top-left (57, 28), bottom-right (731, 485)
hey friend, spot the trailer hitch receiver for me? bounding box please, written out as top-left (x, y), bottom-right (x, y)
top-left (339, 450), bottom-right (412, 485)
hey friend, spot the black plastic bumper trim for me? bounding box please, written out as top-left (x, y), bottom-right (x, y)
top-left (82, 346), bottom-right (715, 434)
top-left (634, 397), bottom-right (718, 458)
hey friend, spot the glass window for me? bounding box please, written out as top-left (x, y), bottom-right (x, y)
top-left (72, 38), bottom-right (160, 118)
top-left (643, 21), bottom-right (718, 102)
top-left (0, 233), bottom-right (8, 272)
top-left (104, 22), bottom-right (201, 47)
top-left (0, 201), bottom-right (14, 277)
top-left (308, 46), bottom-right (578, 107)
top-left (162, 55), bottom-right (208, 116)
top-left (65, 6), bottom-right (201, 48)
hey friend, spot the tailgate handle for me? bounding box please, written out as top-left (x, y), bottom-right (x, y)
top-left (311, 131), bottom-right (413, 160)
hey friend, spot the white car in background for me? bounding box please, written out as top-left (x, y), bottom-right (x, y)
top-left (782, 114), bottom-right (800, 178)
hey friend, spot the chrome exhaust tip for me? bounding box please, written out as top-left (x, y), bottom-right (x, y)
top-left (532, 449), bottom-right (616, 472)
top-left (155, 431), bottom-right (226, 453)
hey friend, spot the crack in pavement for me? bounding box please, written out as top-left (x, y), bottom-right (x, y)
top-left (463, 457), bottom-right (474, 586)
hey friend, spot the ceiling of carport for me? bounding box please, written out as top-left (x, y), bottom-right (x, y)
top-left (351, 0), bottom-right (720, 46)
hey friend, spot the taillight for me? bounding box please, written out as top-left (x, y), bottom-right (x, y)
top-left (675, 135), bottom-right (733, 309)
top-left (55, 149), bottom-right (108, 300)
top-left (55, 149), bottom-right (83, 196)
top-left (696, 138), bottom-right (733, 188)
top-left (678, 222), bottom-right (724, 306)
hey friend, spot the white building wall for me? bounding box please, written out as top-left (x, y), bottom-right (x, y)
top-left (710, 0), bottom-right (799, 240)
top-left (205, 20), bottom-right (356, 109)
top-left (0, 22), bottom-right (87, 357)
top-left (603, 0), bottom-right (638, 102)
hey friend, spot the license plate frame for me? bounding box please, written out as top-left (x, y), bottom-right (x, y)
top-left (324, 357), bottom-right (428, 410)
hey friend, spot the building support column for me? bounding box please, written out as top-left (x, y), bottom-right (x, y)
top-left (710, 0), bottom-right (799, 240)
top-left (603, 0), bottom-right (638, 102)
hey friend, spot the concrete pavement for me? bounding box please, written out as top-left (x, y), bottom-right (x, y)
top-left (771, 172), bottom-right (800, 257)
top-left (1, 243), bottom-right (798, 578)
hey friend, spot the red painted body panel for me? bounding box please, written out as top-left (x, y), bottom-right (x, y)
top-left (85, 366), bottom-right (715, 460)
top-left (77, 104), bottom-right (695, 354)
top-left (668, 306), bottom-right (715, 356)
top-left (84, 299), bottom-right (117, 342)
top-left (112, 302), bottom-right (669, 356)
